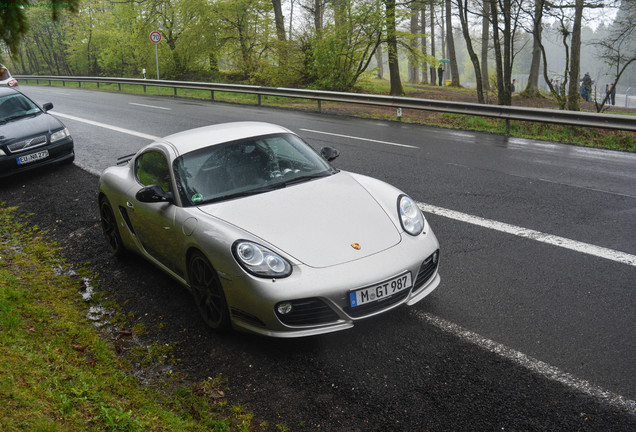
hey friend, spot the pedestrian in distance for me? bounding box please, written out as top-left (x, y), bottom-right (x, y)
top-left (437, 65), bottom-right (444, 86)
top-left (610, 84), bottom-right (616, 106)
top-left (511, 79), bottom-right (516, 93)
top-left (581, 72), bottom-right (592, 102)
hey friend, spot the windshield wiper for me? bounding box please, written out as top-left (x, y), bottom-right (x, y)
top-left (205, 183), bottom-right (288, 203)
top-left (1, 113), bottom-right (36, 123)
top-left (281, 171), bottom-right (332, 186)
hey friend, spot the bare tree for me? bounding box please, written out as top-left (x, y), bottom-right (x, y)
top-left (524, 0), bottom-right (544, 97)
top-left (592, 1), bottom-right (636, 112)
top-left (457, 0), bottom-right (483, 100)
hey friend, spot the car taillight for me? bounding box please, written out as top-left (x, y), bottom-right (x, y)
top-left (8, 79), bottom-right (18, 87)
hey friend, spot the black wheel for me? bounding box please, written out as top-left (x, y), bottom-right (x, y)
top-left (188, 251), bottom-right (231, 331)
top-left (99, 196), bottom-right (126, 257)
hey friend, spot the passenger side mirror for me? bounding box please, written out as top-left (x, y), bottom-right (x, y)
top-left (136, 185), bottom-right (173, 203)
top-left (320, 146), bottom-right (340, 162)
top-left (42, 102), bottom-right (54, 112)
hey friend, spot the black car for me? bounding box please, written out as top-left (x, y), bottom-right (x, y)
top-left (0, 87), bottom-right (74, 177)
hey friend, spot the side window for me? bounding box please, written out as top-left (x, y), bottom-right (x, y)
top-left (136, 151), bottom-right (171, 193)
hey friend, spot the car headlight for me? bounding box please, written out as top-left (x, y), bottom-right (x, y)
top-left (232, 240), bottom-right (292, 278)
top-left (50, 128), bottom-right (70, 143)
top-left (398, 194), bottom-right (425, 236)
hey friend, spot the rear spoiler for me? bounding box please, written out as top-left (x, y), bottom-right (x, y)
top-left (117, 153), bottom-right (136, 165)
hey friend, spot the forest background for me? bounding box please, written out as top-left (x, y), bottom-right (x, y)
top-left (1, 0), bottom-right (635, 112)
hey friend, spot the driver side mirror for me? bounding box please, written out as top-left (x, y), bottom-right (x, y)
top-left (42, 102), bottom-right (54, 112)
top-left (320, 146), bottom-right (340, 162)
top-left (136, 185), bottom-right (173, 203)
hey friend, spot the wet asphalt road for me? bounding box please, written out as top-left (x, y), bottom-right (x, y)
top-left (3, 84), bottom-right (635, 430)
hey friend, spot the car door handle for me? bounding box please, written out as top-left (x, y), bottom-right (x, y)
top-left (126, 201), bottom-right (135, 210)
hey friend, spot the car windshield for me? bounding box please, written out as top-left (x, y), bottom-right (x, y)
top-left (0, 93), bottom-right (41, 122)
top-left (174, 133), bottom-right (337, 206)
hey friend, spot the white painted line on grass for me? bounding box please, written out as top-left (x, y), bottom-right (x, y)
top-left (412, 310), bottom-right (636, 415)
top-left (299, 128), bottom-right (418, 149)
top-left (129, 102), bottom-right (171, 110)
top-left (54, 112), bottom-right (161, 141)
top-left (418, 202), bottom-right (636, 267)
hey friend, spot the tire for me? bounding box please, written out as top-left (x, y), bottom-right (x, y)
top-left (99, 196), bottom-right (126, 258)
top-left (188, 251), bottom-right (231, 331)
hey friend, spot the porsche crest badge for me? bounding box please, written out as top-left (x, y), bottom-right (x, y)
top-left (351, 243), bottom-right (361, 250)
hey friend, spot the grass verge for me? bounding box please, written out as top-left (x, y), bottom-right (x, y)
top-left (0, 203), bottom-right (268, 432)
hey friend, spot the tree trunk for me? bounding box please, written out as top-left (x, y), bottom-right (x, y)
top-left (420, 5), bottom-right (428, 84)
top-left (567, 0), bottom-right (584, 111)
top-left (524, 0), bottom-right (543, 96)
top-left (490, 0), bottom-right (505, 104)
top-left (271, 0), bottom-right (286, 41)
top-left (481, 0), bottom-right (490, 90)
top-left (458, 0), bottom-right (483, 101)
top-left (409, 6), bottom-right (419, 83)
top-left (385, 0), bottom-right (404, 95)
top-left (445, 0), bottom-right (459, 86)
top-left (314, 0), bottom-right (323, 35)
top-left (376, 44), bottom-right (384, 79)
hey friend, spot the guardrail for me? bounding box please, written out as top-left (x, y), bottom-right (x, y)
top-left (15, 75), bottom-right (636, 132)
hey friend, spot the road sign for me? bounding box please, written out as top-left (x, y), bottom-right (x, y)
top-left (150, 31), bottom-right (162, 44)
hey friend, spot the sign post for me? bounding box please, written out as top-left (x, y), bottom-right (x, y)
top-left (149, 31), bottom-right (161, 93)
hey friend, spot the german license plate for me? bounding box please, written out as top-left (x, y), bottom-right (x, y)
top-left (349, 272), bottom-right (412, 308)
top-left (17, 150), bottom-right (49, 165)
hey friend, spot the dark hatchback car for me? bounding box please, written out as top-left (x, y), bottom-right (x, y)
top-left (0, 87), bottom-right (74, 177)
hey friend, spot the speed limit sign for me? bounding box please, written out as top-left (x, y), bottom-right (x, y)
top-left (150, 31), bottom-right (162, 44)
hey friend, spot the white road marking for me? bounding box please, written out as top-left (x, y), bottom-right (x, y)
top-left (299, 128), bottom-right (418, 149)
top-left (53, 112), bottom-right (161, 141)
top-left (412, 310), bottom-right (636, 415)
top-left (418, 202), bottom-right (636, 267)
top-left (129, 102), bottom-right (171, 110)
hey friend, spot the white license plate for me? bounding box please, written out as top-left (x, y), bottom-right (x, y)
top-left (349, 272), bottom-right (412, 308)
top-left (17, 150), bottom-right (49, 165)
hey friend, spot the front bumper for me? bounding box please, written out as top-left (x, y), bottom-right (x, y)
top-left (222, 229), bottom-right (441, 338)
top-left (0, 137), bottom-right (74, 177)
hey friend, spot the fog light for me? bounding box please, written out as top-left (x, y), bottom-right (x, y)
top-left (277, 302), bottom-right (293, 315)
top-left (432, 250), bottom-right (439, 264)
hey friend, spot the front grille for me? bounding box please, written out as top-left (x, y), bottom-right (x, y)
top-left (8, 135), bottom-right (47, 153)
top-left (413, 250), bottom-right (440, 293)
top-left (276, 298), bottom-right (340, 326)
top-left (345, 288), bottom-right (410, 318)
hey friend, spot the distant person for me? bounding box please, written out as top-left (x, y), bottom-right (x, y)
top-left (511, 79), bottom-right (516, 93)
top-left (437, 65), bottom-right (444, 86)
top-left (581, 72), bottom-right (592, 101)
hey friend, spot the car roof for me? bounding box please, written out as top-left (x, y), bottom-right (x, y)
top-left (161, 122), bottom-right (294, 156)
top-left (0, 87), bottom-right (20, 97)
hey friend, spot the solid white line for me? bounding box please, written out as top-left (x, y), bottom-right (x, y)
top-left (53, 112), bottom-right (161, 141)
top-left (418, 202), bottom-right (636, 267)
top-left (299, 128), bottom-right (418, 149)
top-left (411, 310), bottom-right (636, 415)
top-left (129, 102), bottom-right (171, 110)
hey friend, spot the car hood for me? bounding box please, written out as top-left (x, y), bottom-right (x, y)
top-left (0, 112), bottom-right (63, 144)
top-left (198, 172), bottom-right (402, 268)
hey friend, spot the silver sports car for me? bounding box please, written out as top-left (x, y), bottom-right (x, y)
top-left (98, 122), bottom-right (440, 337)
